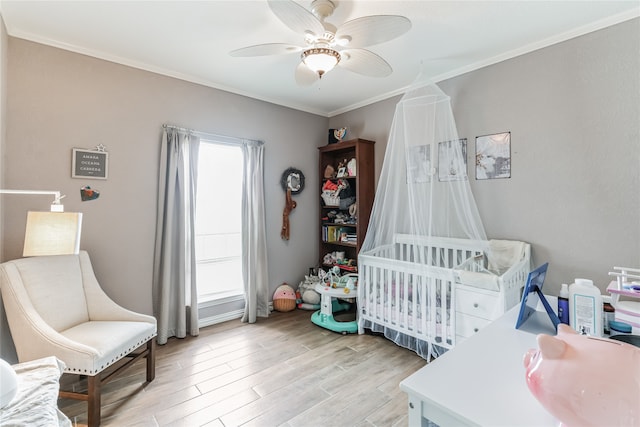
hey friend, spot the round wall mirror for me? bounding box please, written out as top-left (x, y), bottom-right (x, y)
top-left (281, 168), bottom-right (305, 195)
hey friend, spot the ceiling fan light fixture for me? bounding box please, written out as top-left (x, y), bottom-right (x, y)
top-left (301, 47), bottom-right (340, 78)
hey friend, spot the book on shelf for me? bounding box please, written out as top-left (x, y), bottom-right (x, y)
top-left (323, 225), bottom-right (357, 244)
top-left (340, 231), bottom-right (357, 243)
top-left (322, 225), bottom-right (341, 243)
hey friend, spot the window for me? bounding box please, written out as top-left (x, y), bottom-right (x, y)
top-left (195, 141), bottom-right (243, 301)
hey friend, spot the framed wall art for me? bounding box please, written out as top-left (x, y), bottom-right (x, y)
top-left (407, 144), bottom-right (431, 183)
top-left (438, 138), bottom-right (467, 181)
top-left (475, 132), bottom-right (511, 180)
top-left (72, 148), bottom-right (108, 180)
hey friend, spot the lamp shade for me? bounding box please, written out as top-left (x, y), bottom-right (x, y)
top-left (301, 48), bottom-right (341, 77)
top-left (23, 211), bottom-right (83, 256)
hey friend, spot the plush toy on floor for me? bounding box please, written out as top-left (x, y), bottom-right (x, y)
top-left (296, 275), bottom-right (321, 310)
top-left (273, 283), bottom-right (296, 312)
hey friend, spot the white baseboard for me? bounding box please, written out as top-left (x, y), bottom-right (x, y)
top-left (199, 309), bottom-right (244, 328)
top-left (199, 302), bottom-right (275, 328)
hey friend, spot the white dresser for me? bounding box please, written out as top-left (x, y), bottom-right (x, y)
top-left (454, 281), bottom-right (523, 343)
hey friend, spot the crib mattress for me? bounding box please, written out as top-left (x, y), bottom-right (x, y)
top-left (456, 270), bottom-right (501, 291)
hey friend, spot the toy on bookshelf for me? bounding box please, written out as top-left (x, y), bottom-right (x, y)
top-left (322, 251), bottom-right (357, 272)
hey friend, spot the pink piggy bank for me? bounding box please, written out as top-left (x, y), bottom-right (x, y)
top-left (523, 324), bottom-right (640, 427)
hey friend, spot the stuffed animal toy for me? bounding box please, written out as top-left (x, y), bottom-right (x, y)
top-left (324, 165), bottom-right (335, 179)
top-left (296, 275), bottom-right (321, 310)
top-left (273, 283), bottom-right (296, 312)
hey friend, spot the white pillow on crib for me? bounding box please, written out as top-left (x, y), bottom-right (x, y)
top-left (487, 240), bottom-right (525, 275)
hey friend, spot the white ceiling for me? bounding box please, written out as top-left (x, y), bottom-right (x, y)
top-left (0, 1), bottom-right (638, 117)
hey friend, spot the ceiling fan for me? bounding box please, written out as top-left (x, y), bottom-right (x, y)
top-left (229, 0), bottom-right (411, 85)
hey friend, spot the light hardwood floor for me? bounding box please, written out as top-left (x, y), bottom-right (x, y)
top-left (59, 309), bottom-right (427, 427)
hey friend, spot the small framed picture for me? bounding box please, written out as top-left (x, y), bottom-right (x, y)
top-left (72, 148), bottom-right (108, 180)
top-left (438, 138), bottom-right (467, 182)
top-left (407, 144), bottom-right (431, 183)
top-left (336, 167), bottom-right (346, 178)
top-left (475, 132), bottom-right (511, 180)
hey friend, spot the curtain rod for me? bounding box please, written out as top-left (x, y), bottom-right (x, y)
top-left (163, 124), bottom-right (263, 147)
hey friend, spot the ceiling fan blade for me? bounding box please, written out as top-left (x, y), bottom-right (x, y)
top-left (268, 0), bottom-right (324, 36)
top-left (336, 15), bottom-right (411, 48)
top-left (338, 49), bottom-right (392, 77)
top-left (229, 43), bottom-right (303, 57)
top-left (295, 62), bottom-right (319, 86)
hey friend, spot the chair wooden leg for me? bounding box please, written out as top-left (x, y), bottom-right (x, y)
top-left (146, 339), bottom-right (156, 382)
top-left (87, 374), bottom-right (101, 427)
top-left (60, 340), bottom-right (155, 426)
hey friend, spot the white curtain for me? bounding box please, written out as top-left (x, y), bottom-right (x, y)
top-left (153, 126), bottom-right (200, 345)
top-left (241, 140), bottom-right (270, 323)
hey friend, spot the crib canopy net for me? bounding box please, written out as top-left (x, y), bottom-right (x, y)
top-left (362, 79), bottom-right (486, 252)
top-left (359, 79), bottom-right (488, 359)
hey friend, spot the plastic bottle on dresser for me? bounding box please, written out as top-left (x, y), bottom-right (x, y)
top-left (557, 283), bottom-right (570, 325)
top-left (602, 295), bottom-right (615, 335)
top-left (569, 278), bottom-right (602, 337)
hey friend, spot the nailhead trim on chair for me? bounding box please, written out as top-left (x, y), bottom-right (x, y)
top-left (64, 333), bottom-right (157, 375)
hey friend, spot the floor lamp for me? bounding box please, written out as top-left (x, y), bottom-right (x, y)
top-left (0, 189), bottom-right (82, 256)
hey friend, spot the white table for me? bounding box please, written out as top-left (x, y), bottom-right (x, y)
top-left (400, 299), bottom-right (559, 426)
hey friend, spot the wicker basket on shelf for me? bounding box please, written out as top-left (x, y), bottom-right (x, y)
top-left (321, 192), bottom-right (340, 207)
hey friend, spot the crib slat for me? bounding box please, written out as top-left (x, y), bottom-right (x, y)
top-left (402, 270), bottom-right (408, 332)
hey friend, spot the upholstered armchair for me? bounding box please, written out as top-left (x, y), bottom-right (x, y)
top-left (0, 251), bottom-right (157, 426)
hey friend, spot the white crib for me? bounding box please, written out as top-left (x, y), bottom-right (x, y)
top-left (358, 234), bottom-right (531, 359)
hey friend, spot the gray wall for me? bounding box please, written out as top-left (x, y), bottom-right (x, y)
top-left (0, 38), bottom-right (327, 360)
top-left (328, 95), bottom-right (401, 182)
top-left (330, 18), bottom-right (640, 295)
